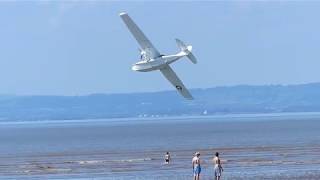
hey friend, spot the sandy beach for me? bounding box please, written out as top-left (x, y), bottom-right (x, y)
top-left (1, 145), bottom-right (320, 179)
top-left (1, 115), bottom-right (320, 179)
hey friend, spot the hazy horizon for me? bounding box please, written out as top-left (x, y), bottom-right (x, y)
top-left (1, 2), bottom-right (320, 95)
top-left (0, 81), bottom-right (319, 96)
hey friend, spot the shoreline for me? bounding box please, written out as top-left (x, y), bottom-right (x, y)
top-left (1, 144), bottom-right (320, 179)
top-left (1, 111), bottom-right (320, 126)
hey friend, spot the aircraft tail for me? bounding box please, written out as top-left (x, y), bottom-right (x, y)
top-left (175, 39), bottom-right (197, 64)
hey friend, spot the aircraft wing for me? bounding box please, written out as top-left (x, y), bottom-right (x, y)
top-left (160, 65), bottom-right (193, 100)
top-left (119, 12), bottom-right (161, 59)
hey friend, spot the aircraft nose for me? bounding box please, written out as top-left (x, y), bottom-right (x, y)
top-left (132, 65), bottom-right (138, 71)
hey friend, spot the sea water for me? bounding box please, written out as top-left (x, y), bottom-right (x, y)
top-left (1, 113), bottom-right (320, 179)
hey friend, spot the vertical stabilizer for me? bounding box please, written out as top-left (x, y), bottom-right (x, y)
top-left (175, 39), bottom-right (197, 64)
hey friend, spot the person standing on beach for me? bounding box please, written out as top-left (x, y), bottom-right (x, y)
top-left (165, 152), bottom-right (171, 164)
top-left (213, 152), bottom-right (224, 180)
top-left (192, 152), bottom-right (201, 180)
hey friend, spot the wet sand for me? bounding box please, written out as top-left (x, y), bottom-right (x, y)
top-left (1, 144), bottom-right (320, 179)
top-left (1, 114), bottom-right (320, 179)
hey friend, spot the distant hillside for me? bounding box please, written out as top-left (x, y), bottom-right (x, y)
top-left (1, 83), bottom-right (320, 121)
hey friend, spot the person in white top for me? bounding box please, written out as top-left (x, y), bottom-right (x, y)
top-left (192, 152), bottom-right (201, 180)
top-left (164, 152), bottom-right (171, 164)
top-left (213, 152), bottom-right (224, 180)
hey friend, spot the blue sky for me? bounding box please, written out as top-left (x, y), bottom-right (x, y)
top-left (0, 1), bottom-right (320, 95)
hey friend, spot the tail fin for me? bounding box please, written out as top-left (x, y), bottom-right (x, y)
top-left (175, 39), bottom-right (197, 64)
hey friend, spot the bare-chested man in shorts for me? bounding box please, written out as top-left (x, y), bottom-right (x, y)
top-left (213, 152), bottom-right (224, 180)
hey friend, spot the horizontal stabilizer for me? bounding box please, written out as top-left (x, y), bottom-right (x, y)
top-left (187, 52), bottom-right (197, 64)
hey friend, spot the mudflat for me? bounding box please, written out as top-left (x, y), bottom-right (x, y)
top-left (1, 114), bottom-right (320, 179)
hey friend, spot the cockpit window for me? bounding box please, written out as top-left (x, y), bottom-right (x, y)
top-left (139, 49), bottom-right (154, 62)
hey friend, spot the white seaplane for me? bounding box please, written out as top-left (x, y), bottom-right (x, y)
top-left (120, 12), bottom-right (197, 100)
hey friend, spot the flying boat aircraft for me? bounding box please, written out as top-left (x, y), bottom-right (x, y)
top-left (119, 12), bottom-right (197, 100)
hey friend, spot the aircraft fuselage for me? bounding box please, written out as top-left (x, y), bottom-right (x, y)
top-left (132, 52), bottom-right (185, 72)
